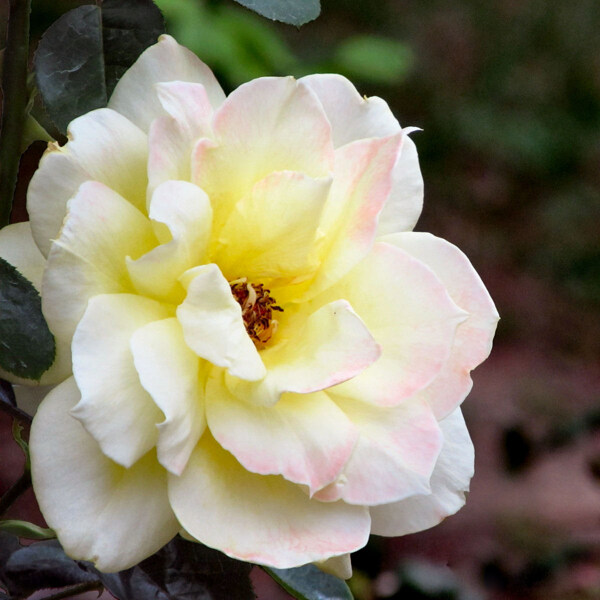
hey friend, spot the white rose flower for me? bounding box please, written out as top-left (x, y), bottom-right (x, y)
top-left (0, 35), bottom-right (498, 576)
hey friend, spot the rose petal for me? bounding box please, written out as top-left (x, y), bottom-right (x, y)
top-left (383, 232), bottom-right (499, 418)
top-left (176, 264), bottom-right (266, 381)
top-left (308, 134), bottom-right (402, 297)
top-left (370, 407), bottom-right (474, 536)
top-left (300, 74), bottom-right (422, 235)
top-left (127, 180), bottom-right (213, 303)
top-left (156, 80), bottom-right (214, 133)
top-left (213, 171), bottom-right (331, 282)
top-left (108, 34), bottom-right (225, 132)
top-left (71, 294), bottom-right (172, 467)
top-left (30, 377), bottom-right (179, 572)
top-left (314, 395), bottom-right (442, 505)
top-left (300, 74), bottom-right (400, 148)
top-left (169, 433), bottom-right (370, 568)
top-left (225, 299), bottom-right (380, 407)
top-left (41, 182), bottom-right (156, 377)
top-left (376, 133), bottom-right (424, 236)
top-left (148, 81), bottom-right (214, 197)
top-left (324, 242), bottom-right (467, 406)
top-left (206, 376), bottom-right (358, 493)
top-left (28, 109), bottom-right (148, 257)
top-left (315, 554), bottom-right (352, 580)
top-left (193, 77), bottom-right (334, 232)
top-left (131, 317), bottom-right (206, 476)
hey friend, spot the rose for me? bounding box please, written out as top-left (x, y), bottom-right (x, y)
top-left (0, 35), bottom-right (498, 576)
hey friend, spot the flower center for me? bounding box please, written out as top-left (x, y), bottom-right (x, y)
top-left (230, 278), bottom-right (283, 349)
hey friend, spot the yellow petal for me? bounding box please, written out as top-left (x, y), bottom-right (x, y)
top-left (213, 171), bottom-right (331, 283)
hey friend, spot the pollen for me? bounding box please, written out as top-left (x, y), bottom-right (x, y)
top-left (230, 278), bottom-right (283, 349)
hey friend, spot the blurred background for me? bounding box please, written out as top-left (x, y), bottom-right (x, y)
top-left (3, 0), bottom-right (600, 598)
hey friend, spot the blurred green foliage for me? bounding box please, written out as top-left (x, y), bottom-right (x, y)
top-left (333, 35), bottom-right (413, 86)
top-left (155, 0), bottom-right (297, 85)
top-left (154, 0), bottom-right (412, 89)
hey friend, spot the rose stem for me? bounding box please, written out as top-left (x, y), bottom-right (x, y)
top-left (0, 0), bottom-right (32, 227)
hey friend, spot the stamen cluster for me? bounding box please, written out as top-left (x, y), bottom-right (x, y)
top-left (230, 278), bottom-right (283, 348)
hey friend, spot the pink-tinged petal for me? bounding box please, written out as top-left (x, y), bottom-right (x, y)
top-left (300, 74), bottom-right (400, 148)
top-left (323, 242), bottom-right (467, 406)
top-left (370, 408), bottom-right (474, 536)
top-left (71, 294), bottom-right (172, 467)
top-left (127, 181), bottom-right (212, 303)
top-left (193, 77), bottom-right (334, 232)
top-left (108, 34), bottom-right (225, 132)
top-left (0, 223), bottom-right (70, 386)
top-left (308, 134), bottom-right (403, 297)
top-left (28, 109), bottom-right (148, 256)
top-left (147, 82), bottom-right (214, 197)
top-left (299, 75), bottom-right (423, 234)
top-left (383, 232), bottom-right (499, 418)
top-left (130, 318), bottom-right (206, 476)
top-left (30, 377), bottom-right (179, 572)
top-left (176, 264), bottom-right (266, 381)
top-left (213, 171), bottom-right (331, 282)
top-left (206, 373), bottom-right (358, 493)
top-left (315, 395), bottom-right (442, 505)
top-left (169, 433), bottom-right (371, 568)
top-left (156, 80), bottom-right (214, 131)
top-left (41, 182), bottom-right (156, 377)
top-left (376, 132), bottom-right (424, 236)
top-left (226, 300), bottom-right (380, 407)
top-left (315, 554), bottom-right (353, 580)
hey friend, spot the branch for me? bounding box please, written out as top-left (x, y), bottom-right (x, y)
top-left (0, 0), bottom-right (32, 227)
top-left (0, 399), bottom-right (32, 425)
top-left (0, 379), bottom-right (32, 425)
top-left (0, 469), bottom-right (31, 517)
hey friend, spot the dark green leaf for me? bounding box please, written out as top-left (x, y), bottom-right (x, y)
top-left (2, 540), bottom-right (98, 597)
top-left (0, 258), bottom-right (55, 380)
top-left (0, 532), bottom-right (20, 595)
top-left (100, 0), bottom-right (166, 97)
top-left (91, 536), bottom-right (256, 600)
top-left (34, 5), bottom-right (106, 134)
top-left (265, 564), bottom-right (353, 600)
top-left (233, 0), bottom-right (320, 26)
top-left (34, 0), bottom-right (165, 133)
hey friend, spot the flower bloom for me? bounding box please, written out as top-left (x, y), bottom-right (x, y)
top-left (0, 36), bottom-right (498, 575)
